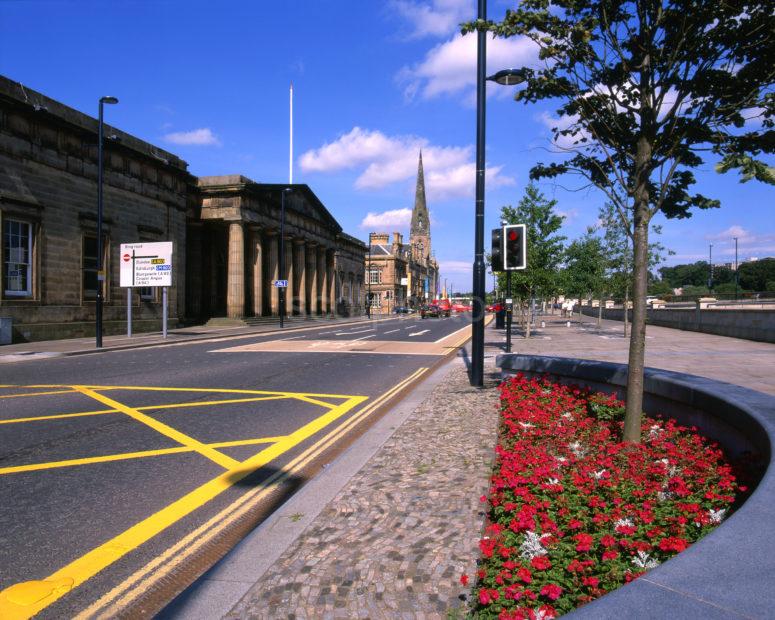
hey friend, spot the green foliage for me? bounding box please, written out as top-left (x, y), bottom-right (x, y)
top-left (648, 280), bottom-right (673, 296)
top-left (497, 183), bottom-right (567, 299)
top-left (660, 261), bottom-right (713, 288)
top-left (738, 258), bottom-right (775, 291)
top-left (563, 232), bottom-right (607, 299)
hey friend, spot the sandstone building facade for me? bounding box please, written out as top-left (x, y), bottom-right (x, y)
top-left (366, 153), bottom-right (438, 314)
top-left (0, 76), bottom-right (365, 343)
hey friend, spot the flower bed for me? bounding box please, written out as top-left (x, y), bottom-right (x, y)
top-left (466, 373), bottom-right (743, 619)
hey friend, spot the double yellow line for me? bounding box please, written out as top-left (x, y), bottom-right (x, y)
top-left (78, 366), bottom-right (427, 619)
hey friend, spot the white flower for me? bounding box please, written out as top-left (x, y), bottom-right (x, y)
top-left (562, 412), bottom-right (573, 419)
top-left (614, 518), bottom-right (634, 528)
top-left (520, 530), bottom-right (550, 559)
top-left (657, 490), bottom-right (675, 502)
top-left (519, 421), bottom-right (535, 429)
top-left (568, 441), bottom-right (586, 457)
top-left (546, 477), bottom-right (560, 485)
top-left (592, 469), bottom-right (607, 480)
top-left (668, 465), bottom-right (681, 477)
top-left (648, 425), bottom-right (664, 440)
top-left (631, 550), bottom-right (660, 569)
top-left (533, 607), bottom-right (556, 619)
top-left (708, 508), bottom-right (727, 524)
top-left (657, 458), bottom-right (669, 467)
top-left (556, 456), bottom-right (568, 465)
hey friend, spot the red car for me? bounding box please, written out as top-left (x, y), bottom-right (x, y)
top-left (452, 303), bottom-right (470, 313)
top-left (486, 302), bottom-right (504, 312)
top-left (432, 299), bottom-right (452, 317)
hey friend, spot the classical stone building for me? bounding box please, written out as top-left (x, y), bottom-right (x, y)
top-left (0, 75), bottom-right (365, 343)
top-left (366, 153), bottom-right (438, 313)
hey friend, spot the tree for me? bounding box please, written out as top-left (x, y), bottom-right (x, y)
top-left (498, 183), bottom-right (566, 338)
top-left (564, 231), bottom-right (608, 327)
top-left (466, 1), bottom-right (774, 442)
top-left (738, 258), bottom-right (775, 291)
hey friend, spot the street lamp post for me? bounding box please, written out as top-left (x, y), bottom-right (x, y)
top-left (734, 237), bottom-right (739, 300)
top-left (96, 96), bottom-right (118, 348)
top-left (366, 233), bottom-right (372, 318)
top-left (708, 243), bottom-right (713, 292)
top-left (279, 188), bottom-right (292, 328)
top-left (470, 0), bottom-right (527, 385)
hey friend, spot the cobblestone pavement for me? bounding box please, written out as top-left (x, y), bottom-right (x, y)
top-left (225, 356), bottom-right (501, 619)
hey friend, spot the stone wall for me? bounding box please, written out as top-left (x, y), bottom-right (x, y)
top-left (0, 76), bottom-right (193, 342)
top-left (579, 304), bottom-right (775, 343)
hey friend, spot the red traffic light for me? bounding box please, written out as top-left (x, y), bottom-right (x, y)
top-left (508, 230), bottom-right (518, 241)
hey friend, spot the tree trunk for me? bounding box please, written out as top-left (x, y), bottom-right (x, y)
top-left (526, 300), bottom-right (532, 339)
top-left (624, 285), bottom-right (629, 337)
top-left (597, 297), bottom-right (603, 329)
top-left (623, 195), bottom-right (651, 443)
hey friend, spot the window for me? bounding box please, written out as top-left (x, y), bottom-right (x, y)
top-left (138, 286), bottom-right (156, 302)
top-left (368, 269), bottom-right (381, 284)
top-left (370, 292), bottom-right (382, 308)
top-left (82, 234), bottom-right (108, 300)
top-left (3, 218), bottom-right (33, 297)
top-left (385, 290), bottom-right (393, 300)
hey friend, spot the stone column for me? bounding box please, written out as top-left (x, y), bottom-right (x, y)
top-left (316, 247), bottom-right (326, 315)
top-left (250, 226), bottom-right (263, 317)
top-left (294, 239), bottom-right (306, 315)
top-left (284, 238), bottom-right (294, 317)
top-left (267, 233), bottom-right (279, 316)
top-left (226, 221), bottom-right (245, 319)
top-left (186, 222), bottom-right (203, 319)
top-left (326, 250), bottom-right (336, 316)
top-left (306, 242), bottom-right (317, 316)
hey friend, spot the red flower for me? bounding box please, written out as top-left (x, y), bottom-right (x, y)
top-left (517, 567), bottom-right (533, 583)
top-left (602, 550), bottom-right (619, 561)
top-left (574, 533), bottom-right (594, 552)
top-left (659, 536), bottom-right (689, 552)
top-left (531, 556), bottom-right (552, 571)
top-left (479, 588), bottom-right (500, 605)
top-left (540, 584), bottom-right (563, 601)
top-left (582, 576), bottom-right (600, 587)
top-left (460, 574), bottom-right (469, 586)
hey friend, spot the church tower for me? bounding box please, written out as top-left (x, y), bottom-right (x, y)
top-left (410, 151), bottom-right (431, 263)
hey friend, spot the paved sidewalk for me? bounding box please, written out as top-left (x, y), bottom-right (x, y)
top-left (161, 314), bottom-right (774, 619)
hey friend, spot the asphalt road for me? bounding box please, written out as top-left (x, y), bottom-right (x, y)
top-left (0, 313), bottom-right (471, 619)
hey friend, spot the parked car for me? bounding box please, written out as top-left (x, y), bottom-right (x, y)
top-left (452, 303), bottom-right (470, 313)
top-left (420, 304), bottom-right (442, 318)
top-left (393, 306), bottom-right (411, 314)
top-left (486, 302), bottom-right (504, 313)
top-left (432, 298), bottom-right (452, 317)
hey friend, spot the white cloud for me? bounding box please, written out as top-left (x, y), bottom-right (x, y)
top-left (300, 126), bottom-right (515, 201)
top-left (557, 208), bottom-right (580, 223)
top-left (389, 0), bottom-right (471, 39)
top-left (360, 208), bottom-right (413, 229)
top-left (439, 259), bottom-right (472, 274)
top-left (707, 225), bottom-right (750, 241)
top-left (397, 33), bottom-right (540, 102)
top-left (163, 128), bottom-right (221, 146)
top-left (705, 226), bottom-right (775, 257)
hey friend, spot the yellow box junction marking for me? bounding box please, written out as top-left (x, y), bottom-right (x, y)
top-left (79, 367), bottom-right (428, 620)
top-left (0, 382), bottom-right (369, 620)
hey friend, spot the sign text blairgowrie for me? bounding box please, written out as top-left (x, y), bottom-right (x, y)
top-left (119, 242), bottom-right (174, 288)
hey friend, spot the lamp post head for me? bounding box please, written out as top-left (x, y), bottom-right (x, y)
top-left (100, 96), bottom-right (119, 105)
top-left (486, 68), bottom-right (527, 86)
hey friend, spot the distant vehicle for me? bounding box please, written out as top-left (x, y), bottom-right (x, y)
top-left (486, 302), bottom-right (504, 313)
top-left (432, 298), bottom-right (452, 317)
top-left (420, 304), bottom-right (442, 318)
top-left (452, 303), bottom-right (470, 313)
top-left (393, 306), bottom-right (411, 314)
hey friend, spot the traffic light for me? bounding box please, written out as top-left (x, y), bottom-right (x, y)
top-left (503, 224), bottom-right (526, 270)
top-left (491, 228), bottom-right (503, 271)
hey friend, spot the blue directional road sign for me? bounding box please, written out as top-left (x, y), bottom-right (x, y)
top-left (272, 279), bottom-right (288, 288)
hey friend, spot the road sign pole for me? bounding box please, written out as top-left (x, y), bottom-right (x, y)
top-left (162, 287), bottom-right (168, 339)
top-left (506, 271), bottom-right (512, 353)
top-left (127, 287), bottom-right (132, 338)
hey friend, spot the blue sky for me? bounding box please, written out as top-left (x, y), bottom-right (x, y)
top-left (1, 0), bottom-right (772, 293)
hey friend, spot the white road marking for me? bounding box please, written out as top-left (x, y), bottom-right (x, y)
top-left (383, 329), bottom-right (400, 334)
top-left (276, 335), bottom-right (306, 341)
top-left (334, 328), bottom-right (375, 336)
top-left (408, 330), bottom-right (430, 337)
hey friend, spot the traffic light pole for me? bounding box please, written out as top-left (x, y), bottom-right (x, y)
top-left (505, 270), bottom-right (512, 353)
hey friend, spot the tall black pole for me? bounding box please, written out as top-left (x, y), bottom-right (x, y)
top-left (734, 237), bottom-right (739, 301)
top-left (471, 0), bottom-right (487, 386)
top-left (96, 101), bottom-right (105, 348)
top-left (505, 270), bottom-right (512, 353)
top-left (279, 190), bottom-right (287, 328)
top-left (367, 233), bottom-right (372, 318)
top-left (708, 243), bottom-right (713, 292)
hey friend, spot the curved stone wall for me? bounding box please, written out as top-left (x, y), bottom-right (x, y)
top-left (496, 354), bottom-right (775, 618)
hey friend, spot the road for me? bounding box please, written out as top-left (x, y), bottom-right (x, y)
top-left (0, 313), bottom-right (472, 619)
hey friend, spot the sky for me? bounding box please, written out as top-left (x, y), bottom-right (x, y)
top-left (1, 0), bottom-right (772, 293)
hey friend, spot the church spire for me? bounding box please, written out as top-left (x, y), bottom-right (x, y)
top-left (411, 150), bottom-right (429, 239)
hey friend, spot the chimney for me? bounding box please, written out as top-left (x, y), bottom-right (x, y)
top-left (370, 233), bottom-right (390, 246)
top-left (392, 232), bottom-right (403, 254)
